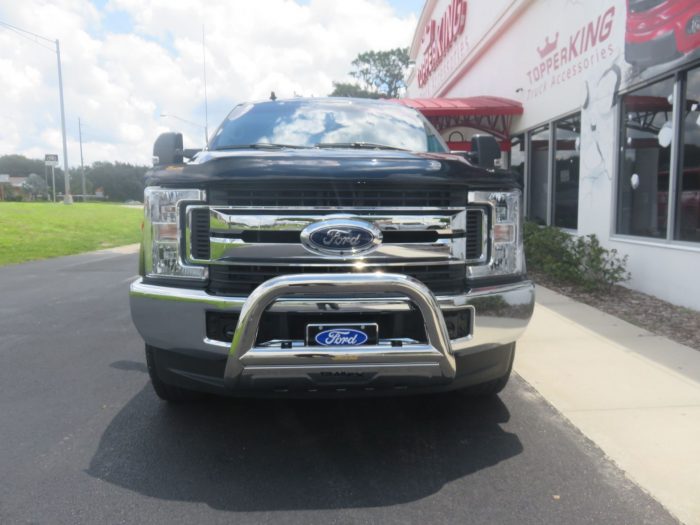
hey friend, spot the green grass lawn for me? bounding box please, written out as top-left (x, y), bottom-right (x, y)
top-left (0, 202), bottom-right (143, 266)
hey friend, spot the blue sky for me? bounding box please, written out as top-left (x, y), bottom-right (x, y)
top-left (387, 0), bottom-right (425, 18)
top-left (95, 0), bottom-right (425, 38)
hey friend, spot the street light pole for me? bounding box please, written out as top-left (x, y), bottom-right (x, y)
top-left (55, 39), bottom-right (72, 204)
top-left (0, 21), bottom-right (72, 204)
top-left (78, 117), bottom-right (86, 199)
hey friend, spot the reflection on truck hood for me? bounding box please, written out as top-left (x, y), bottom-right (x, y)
top-left (146, 148), bottom-right (518, 190)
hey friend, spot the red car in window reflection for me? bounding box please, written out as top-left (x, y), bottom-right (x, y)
top-left (626, 0), bottom-right (700, 67)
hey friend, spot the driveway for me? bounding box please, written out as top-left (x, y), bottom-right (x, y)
top-left (0, 250), bottom-right (678, 524)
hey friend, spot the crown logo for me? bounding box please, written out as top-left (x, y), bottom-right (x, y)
top-left (537, 32), bottom-right (559, 59)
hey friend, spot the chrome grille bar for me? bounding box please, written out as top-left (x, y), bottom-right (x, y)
top-left (185, 206), bottom-right (489, 266)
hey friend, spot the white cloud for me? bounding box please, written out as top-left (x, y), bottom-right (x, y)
top-left (0, 0), bottom-right (416, 166)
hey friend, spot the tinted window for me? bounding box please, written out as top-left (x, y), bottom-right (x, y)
top-left (617, 77), bottom-right (674, 239)
top-left (209, 99), bottom-right (447, 152)
top-left (528, 125), bottom-right (550, 225)
top-left (553, 114), bottom-right (580, 229)
top-left (677, 66), bottom-right (700, 242)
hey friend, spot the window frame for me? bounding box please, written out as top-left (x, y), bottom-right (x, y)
top-left (525, 123), bottom-right (552, 226)
top-left (611, 59), bottom-right (700, 249)
top-left (519, 111), bottom-right (581, 231)
top-left (552, 113), bottom-right (582, 230)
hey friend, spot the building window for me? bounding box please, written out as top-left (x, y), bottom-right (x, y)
top-left (510, 134), bottom-right (525, 188)
top-left (617, 77), bottom-right (674, 239)
top-left (553, 114), bottom-right (580, 229)
top-left (528, 125), bottom-right (549, 225)
top-left (677, 66), bottom-right (700, 242)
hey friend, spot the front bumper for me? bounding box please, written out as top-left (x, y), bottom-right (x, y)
top-left (129, 274), bottom-right (534, 394)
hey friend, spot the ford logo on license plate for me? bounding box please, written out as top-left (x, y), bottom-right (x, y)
top-left (315, 328), bottom-right (368, 346)
top-left (307, 323), bottom-right (378, 346)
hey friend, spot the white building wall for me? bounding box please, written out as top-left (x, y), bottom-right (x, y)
top-left (407, 0), bottom-right (700, 310)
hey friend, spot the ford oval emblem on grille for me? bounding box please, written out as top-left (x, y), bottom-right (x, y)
top-left (301, 218), bottom-right (382, 257)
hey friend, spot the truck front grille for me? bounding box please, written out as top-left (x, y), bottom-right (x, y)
top-left (205, 308), bottom-right (471, 343)
top-left (207, 263), bottom-right (468, 296)
top-left (185, 184), bottom-right (490, 297)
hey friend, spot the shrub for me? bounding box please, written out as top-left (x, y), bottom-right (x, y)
top-left (523, 221), bottom-right (630, 292)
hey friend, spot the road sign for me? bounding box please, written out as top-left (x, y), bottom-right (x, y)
top-left (44, 154), bottom-right (59, 167)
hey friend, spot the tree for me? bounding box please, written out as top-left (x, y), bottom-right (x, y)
top-left (329, 82), bottom-right (381, 99)
top-left (84, 162), bottom-right (147, 202)
top-left (0, 154), bottom-right (49, 177)
top-left (22, 173), bottom-right (49, 200)
top-left (0, 155), bottom-right (148, 202)
top-left (329, 47), bottom-right (410, 99)
top-left (350, 48), bottom-right (409, 98)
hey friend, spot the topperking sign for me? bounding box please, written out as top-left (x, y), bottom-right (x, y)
top-left (417, 0), bottom-right (467, 88)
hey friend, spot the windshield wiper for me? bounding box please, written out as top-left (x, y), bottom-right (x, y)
top-left (213, 143), bottom-right (308, 151)
top-left (314, 142), bottom-right (408, 151)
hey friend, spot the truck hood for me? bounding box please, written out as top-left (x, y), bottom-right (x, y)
top-left (146, 148), bottom-right (517, 190)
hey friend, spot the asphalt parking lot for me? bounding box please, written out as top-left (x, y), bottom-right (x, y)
top-left (0, 249), bottom-right (679, 524)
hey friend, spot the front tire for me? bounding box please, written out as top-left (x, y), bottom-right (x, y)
top-left (145, 345), bottom-right (205, 402)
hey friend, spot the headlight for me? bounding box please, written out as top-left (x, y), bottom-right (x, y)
top-left (467, 190), bottom-right (524, 279)
top-left (143, 187), bottom-right (207, 280)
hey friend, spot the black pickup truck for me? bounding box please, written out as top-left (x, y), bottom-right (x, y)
top-left (129, 97), bottom-right (534, 401)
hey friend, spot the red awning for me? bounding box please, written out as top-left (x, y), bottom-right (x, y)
top-left (389, 96), bottom-right (523, 141)
top-left (391, 96), bottom-right (523, 117)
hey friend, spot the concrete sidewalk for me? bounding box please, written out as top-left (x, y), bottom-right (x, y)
top-left (515, 285), bottom-right (700, 525)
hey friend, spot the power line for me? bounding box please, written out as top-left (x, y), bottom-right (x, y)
top-left (0, 20), bottom-right (54, 42)
top-left (0, 22), bottom-right (55, 52)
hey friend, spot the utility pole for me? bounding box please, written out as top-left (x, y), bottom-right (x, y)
top-left (51, 165), bottom-right (56, 203)
top-left (0, 21), bottom-right (72, 203)
top-left (78, 118), bottom-right (86, 200)
top-left (55, 39), bottom-right (71, 204)
top-left (202, 25), bottom-right (209, 145)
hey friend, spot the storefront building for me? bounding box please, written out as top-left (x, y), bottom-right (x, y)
top-left (405, 0), bottom-right (700, 309)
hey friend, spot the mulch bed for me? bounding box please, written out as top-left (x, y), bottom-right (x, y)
top-left (529, 270), bottom-right (700, 352)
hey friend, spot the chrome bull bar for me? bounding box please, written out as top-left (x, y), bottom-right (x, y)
top-left (223, 273), bottom-right (457, 388)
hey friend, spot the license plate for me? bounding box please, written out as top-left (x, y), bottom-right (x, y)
top-left (306, 323), bottom-right (379, 346)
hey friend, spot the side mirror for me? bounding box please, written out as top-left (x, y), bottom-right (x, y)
top-left (183, 148), bottom-right (201, 160)
top-left (470, 135), bottom-right (501, 169)
top-left (153, 132), bottom-right (184, 166)
top-left (451, 150), bottom-right (478, 162)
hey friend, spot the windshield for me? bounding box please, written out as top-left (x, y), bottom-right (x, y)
top-left (208, 99), bottom-right (448, 153)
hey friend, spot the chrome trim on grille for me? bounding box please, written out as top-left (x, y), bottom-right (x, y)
top-left (468, 192), bottom-right (496, 270)
top-left (466, 207), bottom-right (489, 265)
top-left (207, 209), bottom-right (460, 233)
top-left (184, 205), bottom-right (487, 267)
